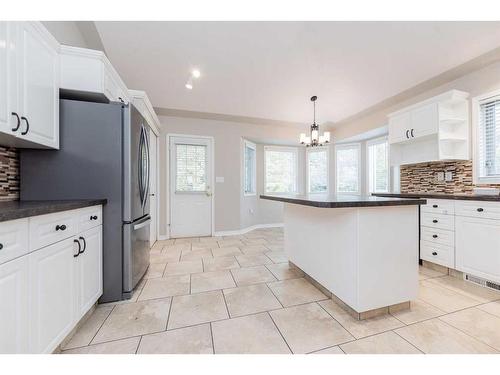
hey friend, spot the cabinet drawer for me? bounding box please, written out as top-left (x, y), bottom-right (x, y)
top-left (29, 210), bottom-right (77, 251)
top-left (77, 206), bottom-right (102, 232)
top-left (0, 218), bottom-right (29, 265)
top-left (421, 199), bottom-right (455, 215)
top-left (455, 200), bottom-right (500, 220)
top-left (421, 226), bottom-right (455, 247)
top-left (421, 240), bottom-right (454, 268)
top-left (421, 212), bottom-right (455, 231)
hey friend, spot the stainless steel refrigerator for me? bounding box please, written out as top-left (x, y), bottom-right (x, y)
top-left (20, 99), bottom-right (151, 302)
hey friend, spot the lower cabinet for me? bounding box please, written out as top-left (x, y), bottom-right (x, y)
top-left (0, 256), bottom-right (29, 353)
top-left (456, 215), bottom-right (500, 284)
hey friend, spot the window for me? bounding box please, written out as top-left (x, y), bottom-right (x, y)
top-left (367, 138), bottom-right (389, 193)
top-left (307, 148), bottom-right (328, 193)
top-left (335, 143), bottom-right (360, 194)
top-left (264, 146), bottom-right (298, 194)
top-left (243, 140), bottom-right (256, 195)
top-left (175, 144), bottom-right (207, 192)
top-left (475, 91), bottom-right (500, 183)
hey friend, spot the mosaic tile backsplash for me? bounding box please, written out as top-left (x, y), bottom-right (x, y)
top-left (0, 146), bottom-right (20, 201)
top-left (400, 160), bottom-right (500, 194)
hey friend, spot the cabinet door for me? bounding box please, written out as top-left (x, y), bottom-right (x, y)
top-left (388, 111), bottom-right (411, 144)
top-left (17, 22), bottom-right (59, 149)
top-left (0, 21), bottom-right (18, 137)
top-left (0, 256), bottom-right (29, 353)
top-left (456, 216), bottom-right (500, 283)
top-left (75, 226), bottom-right (103, 320)
top-left (410, 102), bottom-right (438, 139)
top-left (29, 237), bottom-right (77, 353)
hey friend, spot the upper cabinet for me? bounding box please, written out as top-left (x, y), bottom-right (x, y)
top-left (0, 22), bottom-right (60, 149)
top-left (389, 90), bottom-right (470, 165)
top-left (59, 45), bottom-right (130, 104)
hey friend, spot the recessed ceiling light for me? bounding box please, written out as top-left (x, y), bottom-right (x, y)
top-left (185, 83), bottom-right (193, 90)
top-left (192, 69), bottom-right (201, 79)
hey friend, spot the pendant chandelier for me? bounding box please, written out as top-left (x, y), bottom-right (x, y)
top-left (300, 96), bottom-right (330, 147)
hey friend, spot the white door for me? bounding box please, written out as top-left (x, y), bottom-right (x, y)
top-left (169, 136), bottom-right (213, 238)
top-left (149, 129), bottom-right (158, 246)
top-left (0, 256), bottom-right (29, 353)
top-left (29, 237), bottom-right (76, 353)
top-left (75, 226), bottom-right (102, 320)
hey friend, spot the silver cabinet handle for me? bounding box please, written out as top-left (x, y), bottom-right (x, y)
top-left (133, 218), bottom-right (151, 230)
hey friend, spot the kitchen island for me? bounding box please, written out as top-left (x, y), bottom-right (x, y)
top-left (260, 194), bottom-right (426, 319)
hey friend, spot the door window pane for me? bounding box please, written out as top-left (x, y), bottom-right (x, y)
top-left (308, 149), bottom-right (328, 193)
top-left (336, 144), bottom-right (360, 194)
top-left (367, 139), bottom-right (389, 193)
top-left (175, 144), bottom-right (207, 192)
top-left (265, 148), bottom-right (297, 194)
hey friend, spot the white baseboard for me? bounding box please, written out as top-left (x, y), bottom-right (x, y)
top-left (214, 223), bottom-right (283, 237)
top-left (157, 234), bottom-right (169, 241)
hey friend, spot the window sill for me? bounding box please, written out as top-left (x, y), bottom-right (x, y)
top-left (244, 192), bottom-right (256, 197)
top-left (476, 177), bottom-right (500, 185)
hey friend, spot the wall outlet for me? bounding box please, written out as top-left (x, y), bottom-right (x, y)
top-left (436, 172), bottom-right (445, 182)
top-left (445, 171), bottom-right (453, 182)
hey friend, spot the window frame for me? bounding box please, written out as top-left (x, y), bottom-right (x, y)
top-left (335, 142), bottom-right (361, 195)
top-left (366, 136), bottom-right (390, 194)
top-left (243, 140), bottom-right (257, 196)
top-left (306, 147), bottom-right (329, 194)
top-left (473, 89), bottom-right (500, 184)
top-left (263, 145), bottom-right (298, 195)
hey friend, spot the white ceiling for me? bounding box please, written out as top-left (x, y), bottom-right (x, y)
top-left (95, 21), bottom-right (500, 125)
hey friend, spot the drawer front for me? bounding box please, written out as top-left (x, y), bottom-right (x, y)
top-left (78, 206), bottom-right (103, 232)
top-left (421, 226), bottom-right (455, 247)
top-left (0, 219), bottom-right (30, 265)
top-left (29, 210), bottom-right (78, 251)
top-left (455, 200), bottom-right (500, 220)
top-left (421, 240), bottom-right (454, 268)
top-left (421, 199), bottom-right (455, 215)
top-left (421, 212), bottom-right (455, 231)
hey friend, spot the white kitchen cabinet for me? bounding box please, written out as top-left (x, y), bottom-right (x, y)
top-left (0, 218), bottom-right (29, 265)
top-left (0, 21), bottom-right (59, 149)
top-left (388, 111), bottom-right (411, 144)
top-left (456, 215), bottom-right (500, 284)
top-left (0, 256), bottom-right (29, 353)
top-left (74, 225), bottom-right (102, 320)
top-left (29, 237), bottom-right (77, 353)
top-left (411, 102), bottom-right (439, 139)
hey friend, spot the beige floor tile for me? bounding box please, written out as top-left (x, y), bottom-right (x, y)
top-left (395, 318), bottom-right (497, 354)
top-left (340, 331), bottom-right (421, 354)
top-left (319, 300), bottom-right (404, 339)
top-left (138, 275), bottom-right (190, 301)
top-left (231, 266), bottom-right (276, 286)
top-left (203, 256), bottom-right (240, 272)
top-left (62, 337), bottom-right (140, 354)
top-left (236, 254), bottom-right (274, 267)
top-left (477, 300), bottom-right (500, 318)
top-left (270, 303), bottom-right (354, 354)
top-left (440, 307), bottom-right (500, 351)
top-left (426, 276), bottom-right (500, 303)
top-left (92, 298), bottom-right (171, 344)
top-left (164, 260), bottom-right (203, 276)
top-left (62, 305), bottom-right (114, 350)
top-left (268, 278), bottom-right (328, 307)
top-left (138, 324), bottom-right (213, 354)
top-left (418, 280), bottom-right (482, 313)
top-left (212, 313), bottom-right (290, 354)
top-left (199, 236), bottom-right (219, 243)
top-left (218, 240), bottom-right (244, 247)
top-left (418, 266), bottom-right (446, 280)
top-left (223, 283), bottom-right (282, 317)
top-left (239, 245), bottom-right (269, 255)
top-left (191, 242), bottom-right (218, 250)
top-left (163, 243), bottom-right (191, 252)
top-left (265, 251), bottom-right (287, 264)
top-left (150, 250), bottom-right (180, 264)
top-left (310, 346), bottom-right (344, 354)
top-left (180, 249), bottom-right (214, 261)
top-left (390, 299), bottom-right (446, 325)
top-left (144, 263), bottom-right (167, 279)
top-left (266, 263), bottom-right (304, 281)
top-left (175, 237), bottom-right (200, 244)
top-left (242, 238), bottom-right (269, 246)
top-left (168, 290), bottom-right (229, 330)
top-left (265, 244), bottom-right (284, 252)
top-left (191, 270), bottom-right (236, 293)
top-left (211, 246), bottom-right (243, 257)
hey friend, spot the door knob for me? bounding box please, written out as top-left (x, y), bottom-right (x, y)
top-left (206, 191), bottom-right (212, 197)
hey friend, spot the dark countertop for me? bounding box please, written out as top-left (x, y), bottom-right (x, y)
top-left (373, 192), bottom-right (500, 202)
top-left (0, 199), bottom-right (107, 222)
top-left (260, 194), bottom-right (426, 208)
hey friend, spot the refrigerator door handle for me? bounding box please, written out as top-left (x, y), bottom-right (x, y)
top-left (133, 217), bottom-right (151, 230)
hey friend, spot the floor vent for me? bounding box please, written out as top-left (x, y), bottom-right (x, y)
top-left (464, 274), bottom-right (500, 291)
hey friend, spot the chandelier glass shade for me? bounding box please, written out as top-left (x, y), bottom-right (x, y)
top-left (300, 96), bottom-right (331, 147)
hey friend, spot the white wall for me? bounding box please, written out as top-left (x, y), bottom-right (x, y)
top-left (158, 115), bottom-right (307, 237)
top-left (42, 21), bottom-right (88, 48)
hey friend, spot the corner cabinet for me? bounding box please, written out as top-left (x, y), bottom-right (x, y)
top-left (0, 21), bottom-right (60, 149)
top-left (0, 205), bottom-right (103, 353)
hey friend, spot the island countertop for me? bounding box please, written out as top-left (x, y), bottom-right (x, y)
top-left (0, 199), bottom-right (108, 222)
top-left (259, 194), bottom-right (426, 208)
top-left (373, 192), bottom-right (500, 202)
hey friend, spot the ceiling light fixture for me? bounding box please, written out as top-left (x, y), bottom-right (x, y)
top-left (192, 69), bottom-right (201, 78)
top-left (185, 68), bottom-right (201, 90)
top-left (300, 96), bottom-right (330, 147)
top-left (185, 82), bottom-right (193, 90)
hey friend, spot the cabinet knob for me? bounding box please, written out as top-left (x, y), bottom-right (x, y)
top-left (477, 208), bottom-right (484, 212)
top-left (432, 219), bottom-right (438, 223)
top-left (20, 116), bottom-right (30, 135)
top-left (432, 204), bottom-right (438, 208)
top-left (56, 224), bottom-right (67, 231)
top-left (411, 128), bottom-right (415, 138)
top-left (11, 112), bottom-right (20, 131)
top-left (432, 252), bottom-right (437, 256)
top-left (0, 243), bottom-right (3, 250)
top-left (90, 215), bottom-right (98, 220)
top-left (432, 234), bottom-right (438, 238)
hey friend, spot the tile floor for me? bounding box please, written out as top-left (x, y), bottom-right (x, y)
top-left (61, 228), bottom-right (500, 354)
